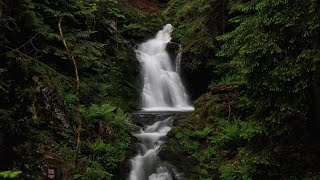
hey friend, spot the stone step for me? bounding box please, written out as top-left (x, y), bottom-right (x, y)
top-left (130, 111), bottom-right (192, 126)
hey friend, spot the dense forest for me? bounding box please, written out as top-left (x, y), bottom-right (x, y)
top-left (1, 0), bottom-right (320, 179)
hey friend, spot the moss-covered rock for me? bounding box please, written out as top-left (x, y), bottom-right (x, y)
top-left (161, 84), bottom-right (255, 179)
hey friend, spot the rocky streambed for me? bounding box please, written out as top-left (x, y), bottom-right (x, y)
top-left (114, 111), bottom-right (193, 180)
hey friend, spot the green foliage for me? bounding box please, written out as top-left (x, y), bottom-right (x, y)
top-left (164, 0), bottom-right (215, 54)
top-left (163, 0), bottom-right (244, 98)
top-left (169, 0), bottom-right (320, 179)
top-left (172, 92), bottom-right (278, 179)
top-left (218, 0), bottom-right (320, 99)
top-left (163, 0), bottom-right (216, 73)
top-left (0, 0), bottom-right (144, 179)
top-left (121, 8), bottom-right (166, 41)
top-left (3, 0), bottom-right (319, 179)
top-left (218, 0), bottom-right (320, 143)
top-left (172, 93), bottom-right (250, 178)
top-left (74, 159), bottom-right (112, 180)
top-left (0, 171), bottom-right (22, 179)
top-left (21, 96), bottom-right (131, 179)
top-left (74, 103), bottom-right (131, 179)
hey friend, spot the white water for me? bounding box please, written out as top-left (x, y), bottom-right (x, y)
top-left (175, 45), bottom-right (182, 74)
top-left (129, 117), bottom-right (179, 180)
top-left (129, 24), bottom-right (193, 180)
top-left (136, 24), bottom-right (194, 111)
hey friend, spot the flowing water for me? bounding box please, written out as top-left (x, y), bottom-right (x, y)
top-left (136, 24), bottom-right (194, 112)
top-left (129, 24), bottom-right (193, 180)
top-left (129, 117), bottom-right (181, 180)
top-left (175, 45), bottom-right (182, 74)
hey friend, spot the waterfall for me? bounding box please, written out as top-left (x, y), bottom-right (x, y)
top-left (129, 24), bottom-right (194, 180)
top-left (129, 117), bottom-right (181, 180)
top-left (136, 24), bottom-right (194, 111)
top-left (175, 45), bottom-right (182, 74)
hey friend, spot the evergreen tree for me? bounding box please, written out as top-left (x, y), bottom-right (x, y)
top-left (218, 0), bottom-right (320, 178)
top-left (0, 0), bottom-right (141, 178)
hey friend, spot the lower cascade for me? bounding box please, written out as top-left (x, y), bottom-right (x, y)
top-left (129, 117), bottom-right (181, 180)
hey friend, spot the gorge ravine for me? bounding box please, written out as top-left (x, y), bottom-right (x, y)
top-left (128, 24), bottom-right (194, 180)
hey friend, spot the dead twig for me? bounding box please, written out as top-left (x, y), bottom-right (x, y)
top-left (0, 33), bottom-right (39, 56)
top-left (58, 20), bottom-right (82, 153)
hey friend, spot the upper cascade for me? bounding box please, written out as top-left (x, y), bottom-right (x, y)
top-left (136, 24), bottom-right (194, 111)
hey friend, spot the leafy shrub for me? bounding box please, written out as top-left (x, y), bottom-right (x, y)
top-left (0, 171), bottom-right (22, 179)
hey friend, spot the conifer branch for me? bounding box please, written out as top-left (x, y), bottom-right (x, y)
top-left (58, 20), bottom-right (82, 153)
top-left (16, 33), bottom-right (39, 50)
top-left (1, 33), bottom-right (38, 56)
top-left (1, 45), bottom-right (71, 80)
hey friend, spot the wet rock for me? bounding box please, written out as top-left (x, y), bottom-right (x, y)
top-left (159, 134), bottom-right (196, 179)
top-left (129, 111), bottom-right (191, 126)
top-left (166, 42), bottom-right (181, 63)
top-left (114, 143), bottom-right (137, 180)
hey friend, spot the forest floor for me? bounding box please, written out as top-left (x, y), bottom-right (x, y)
top-left (129, 0), bottom-right (165, 15)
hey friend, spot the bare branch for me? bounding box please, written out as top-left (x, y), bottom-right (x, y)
top-left (58, 20), bottom-right (82, 153)
top-left (0, 33), bottom-right (39, 56)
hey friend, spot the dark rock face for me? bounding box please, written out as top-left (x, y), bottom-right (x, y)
top-left (157, 0), bottom-right (170, 3)
top-left (166, 42), bottom-right (180, 62)
top-left (130, 111), bottom-right (191, 126)
top-left (158, 132), bottom-right (196, 179)
top-left (180, 59), bottom-right (212, 101)
top-left (114, 143), bottom-right (137, 180)
top-left (166, 41), bottom-right (210, 101)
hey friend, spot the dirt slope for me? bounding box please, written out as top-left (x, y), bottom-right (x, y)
top-left (129, 0), bottom-right (164, 15)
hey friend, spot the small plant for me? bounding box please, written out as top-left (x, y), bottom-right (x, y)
top-left (0, 171), bottom-right (22, 179)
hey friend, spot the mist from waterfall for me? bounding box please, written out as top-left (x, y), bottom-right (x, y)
top-left (136, 24), bottom-right (194, 111)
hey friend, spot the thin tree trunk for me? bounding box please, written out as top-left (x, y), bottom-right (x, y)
top-left (58, 20), bottom-right (82, 152)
